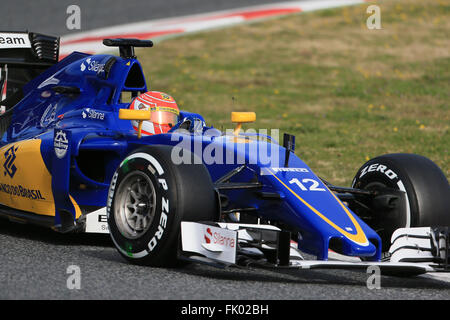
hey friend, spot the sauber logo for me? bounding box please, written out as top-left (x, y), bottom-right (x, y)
top-left (3, 145), bottom-right (18, 178)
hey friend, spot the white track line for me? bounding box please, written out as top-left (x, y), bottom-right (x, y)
top-left (60, 0), bottom-right (365, 57)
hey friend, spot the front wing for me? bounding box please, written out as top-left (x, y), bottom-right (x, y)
top-left (179, 222), bottom-right (449, 276)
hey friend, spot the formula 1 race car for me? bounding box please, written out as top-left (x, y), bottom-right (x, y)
top-left (0, 31), bottom-right (449, 276)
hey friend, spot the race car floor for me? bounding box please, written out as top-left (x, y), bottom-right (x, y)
top-left (0, 219), bottom-right (449, 300)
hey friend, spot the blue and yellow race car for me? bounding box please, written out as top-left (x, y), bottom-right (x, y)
top-left (0, 32), bottom-right (448, 275)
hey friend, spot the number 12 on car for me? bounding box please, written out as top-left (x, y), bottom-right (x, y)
top-left (288, 178), bottom-right (326, 192)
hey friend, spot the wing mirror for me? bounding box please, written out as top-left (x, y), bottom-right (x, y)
top-left (231, 112), bottom-right (256, 135)
top-left (119, 109), bottom-right (151, 138)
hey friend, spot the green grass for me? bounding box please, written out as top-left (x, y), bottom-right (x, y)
top-left (137, 0), bottom-right (449, 185)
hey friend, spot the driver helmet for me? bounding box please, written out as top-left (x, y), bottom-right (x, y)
top-left (129, 91), bottom-right (180, 136)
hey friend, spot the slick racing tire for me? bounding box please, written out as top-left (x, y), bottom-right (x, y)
top-left (107, 145), bottom-right (218, 267)
top-left (351, 153), bottom-right (450, 250)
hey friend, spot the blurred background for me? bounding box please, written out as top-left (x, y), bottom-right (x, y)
top-left (1, 0), bottom-right (306, 35)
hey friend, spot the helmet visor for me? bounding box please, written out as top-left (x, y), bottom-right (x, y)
top-left (150, 107), bottom-right (179, 127)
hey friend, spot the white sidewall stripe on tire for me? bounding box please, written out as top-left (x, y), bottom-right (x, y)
top-left (396, 180), bottom-right (411, 228)
top-left (120, 152), bottom-right (164, 176)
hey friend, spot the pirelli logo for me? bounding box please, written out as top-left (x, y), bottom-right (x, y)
top-left (0, 33), bottom-right (32, 49)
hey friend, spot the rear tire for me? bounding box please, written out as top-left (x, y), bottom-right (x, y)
top-left (107, 145), bottom-right (218, 267)
top-left (351, 153), bottom-right (450, 250)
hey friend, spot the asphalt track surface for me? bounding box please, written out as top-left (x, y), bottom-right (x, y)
top-left (1, 219), bottom-right (449, 300)
top-left (2, 0), bottom-right (318, 36)
top-left (1, 0), bottom-right (450, 301)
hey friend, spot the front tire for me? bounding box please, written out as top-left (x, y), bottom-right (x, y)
top-left (107, 145), bottom-right (218, 267)
top-left (351, 153), bottom-right (450, 250)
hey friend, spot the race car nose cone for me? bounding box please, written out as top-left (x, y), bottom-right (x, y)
top-left (337, 237), bottom-right (378, 259)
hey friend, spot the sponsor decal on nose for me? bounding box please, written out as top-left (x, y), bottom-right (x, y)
top-left (204, 227), bottom-right (212, 244)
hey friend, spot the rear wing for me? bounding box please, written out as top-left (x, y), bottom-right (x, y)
top-left (0, 31), bottom-right (59, 104)
top-left (0, 31), bottom-right (60, 135)
top-left (0, 31), bottom-right (59, 66)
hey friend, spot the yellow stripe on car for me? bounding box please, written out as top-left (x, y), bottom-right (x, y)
top-left (270, 170), bottom-right (369, 246)
top-left (0, 139), bottom-right (55, 216)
